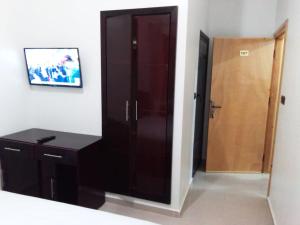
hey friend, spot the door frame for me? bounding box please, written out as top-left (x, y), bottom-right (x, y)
top-left (192, 30), bottom-right (210, 176)
top-left (266, 20), bottom-right (288, 196)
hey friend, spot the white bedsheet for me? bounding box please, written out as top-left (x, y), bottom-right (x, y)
top-left (0, 191), bottom-right (159, 225)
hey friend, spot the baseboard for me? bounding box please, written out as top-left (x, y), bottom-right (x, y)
top-left (267, 197), bottom-right (277, 225)
top-left (206, 171), bottom-right (262, 174)
top-left (105, 193), bottom-right (181, 217)
top-left (105, 179), bottom-right (193, 217)
top-left (178, 178), bottom-right (193, 215)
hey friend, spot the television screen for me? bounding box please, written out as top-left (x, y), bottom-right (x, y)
top-left (24, 48), bottom-right (82, 88)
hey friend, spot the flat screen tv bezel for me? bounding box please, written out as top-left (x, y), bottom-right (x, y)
top-left (24, 47), bottom-right (83, 88)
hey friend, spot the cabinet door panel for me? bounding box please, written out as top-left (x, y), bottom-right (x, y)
top-left (40, 160), bottom-right (56, 200)
top-left (102, 14), bottom-right (132, 194)
top-left (133, 14), bottom-right (171, 202)
top-left (41, 160), bottom-right (77, 204)
top-left (0, 142), bottom-right (39, 197)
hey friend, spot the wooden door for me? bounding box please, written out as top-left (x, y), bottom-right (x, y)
top-left (101, 14), bottom-right (132, 194)
top-left (206, 38), bottom-right (275, 172)
top-left (132, 14), bottom-right (172, 203)
top-left (193, 31), bottom-right (210, 176)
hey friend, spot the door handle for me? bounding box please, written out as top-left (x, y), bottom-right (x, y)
top-left (126, 101), bottom-right (129, 121)
top-left (209, 100), bottom-right (222, 118)
top-left (212, 105), bottom-right (222, 109)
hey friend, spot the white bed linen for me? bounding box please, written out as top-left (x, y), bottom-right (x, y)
top-left (0, 191), bottom-right (159, 225)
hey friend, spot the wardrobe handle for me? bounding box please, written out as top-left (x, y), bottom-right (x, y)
top-left (135, 101), bottom-right (138, 121)
top-left (4, 147), bottom-right (21, 152)
top-left (43, 154), bottom-right (63, 159)
top-left (126, 101), bottom-right (129, 121)
top-left (50, 178), bottom-right (55, 199)
top-left (0, 169), bottom-right (4, 190)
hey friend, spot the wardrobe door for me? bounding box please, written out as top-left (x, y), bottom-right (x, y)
top-left (132, 14), bottom-right (172, 203)
top-left (101, 14), bottom-right (132, 194)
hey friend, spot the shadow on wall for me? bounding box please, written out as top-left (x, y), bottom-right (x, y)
top-left (29, 85), bottom-right (84, 95)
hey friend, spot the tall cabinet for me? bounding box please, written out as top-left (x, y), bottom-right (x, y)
top-left (100, 6), bottom-right (177, 204)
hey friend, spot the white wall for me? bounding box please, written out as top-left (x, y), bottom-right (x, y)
top-left (0, 4), bottom-right (30, 189)
top-left (0, 0), bottom-right (190, 211)
top-left (269, 1), bottom-right (300, 225)
top-left (208, 0), bottom-right (277, 37)
top-left (0, 2), bottom-right (32, 136)
top-left (179, 0), bottom-right (209, 209)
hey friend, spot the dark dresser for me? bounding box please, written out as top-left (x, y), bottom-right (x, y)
top-left (0, 128), bottom-right (104, 209)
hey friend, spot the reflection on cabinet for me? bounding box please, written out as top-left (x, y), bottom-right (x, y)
top-left (101, 6), bottom-right (178, 204)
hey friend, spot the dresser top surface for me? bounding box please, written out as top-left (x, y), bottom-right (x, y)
top-left (0, 128), bottom-right (101, 150)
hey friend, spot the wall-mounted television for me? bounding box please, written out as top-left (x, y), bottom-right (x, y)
top-left (24, 48), bottom-right (83, 88)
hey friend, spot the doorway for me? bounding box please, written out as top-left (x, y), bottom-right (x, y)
top-left (267, 20), bottom-right (288, 195)
top-left (192, 31), bottom-right (209, 176)
top-left (203, 21), bottom-right (288, 177)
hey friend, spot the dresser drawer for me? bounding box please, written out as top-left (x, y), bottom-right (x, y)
top-left (38, 146), bottom-right (77, 165)
top-left (0, 140), bottom-right (35, 159)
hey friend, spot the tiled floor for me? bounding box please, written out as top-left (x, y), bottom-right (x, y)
top-left (100, 172), bottom-right (274, 225)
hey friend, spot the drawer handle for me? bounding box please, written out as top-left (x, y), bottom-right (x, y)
top-left (43, 154), bottom-right (63, 159)
top-left (4, 147), bottom-right (21, 152)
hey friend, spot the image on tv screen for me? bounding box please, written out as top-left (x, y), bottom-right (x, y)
top-left (24, 48), bottom-right (82, 87)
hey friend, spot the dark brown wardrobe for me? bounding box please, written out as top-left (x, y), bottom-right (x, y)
top-left (100, 6), bottom-right (177, 204)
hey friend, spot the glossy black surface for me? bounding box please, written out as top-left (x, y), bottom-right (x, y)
top-left (0, 141), bottom-right (39, 197)
top-left (0, 128), bottom-right (104, 209)
top-left (101, 6), bottom-right (177, 204)
top-left (1, 128), bottom-right (100, 150)
top-left (102, 14), bottom-right (132, 194)
top-left (132, 14), bottom-right (171, 202)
